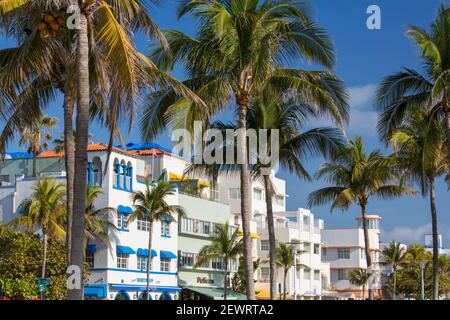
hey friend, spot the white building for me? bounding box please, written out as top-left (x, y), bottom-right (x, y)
top-left (255, 208), bottom-right (330, 299)
top-left (424, 234), bottom-right (450, 257)
top-left (321, 215), bottom-right (383, 299)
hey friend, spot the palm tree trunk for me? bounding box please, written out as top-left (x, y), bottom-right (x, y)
top-left (68, 12), bottom-right (90, 300)
top-left (223, 258), bottom-right (228, 300)
top-left (146, 221), bottom-right (153, 300)
top-left (393, 268), bottom-right (397, 300)
top-left (429, 176), bottom-right (439, 300)
top-left (41, 233), bottom-right (48, 278)
top-left (444, 106), bottom-right (450, 164)
top-left (237, 99), bottom-right (255, 300)
top-left (32, 156), bottom-right (37, 177)
top-left (263, 175), bottom-right (277, 300)
top-left (362, 284), bottom-right (365, 300)
top-left (283, 269), bottom-right (287, 300)
top-left (360, 203), bottom-right (373, 300)
top-left (63, 80), bottom-right (75, 264)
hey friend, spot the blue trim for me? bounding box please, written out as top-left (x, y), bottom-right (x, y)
top-left (122, 165), bottom-right (127, 190)
top-left (116, 245), bottom-right (136, 255)
top-left (161, 234), bottom-right (171, 238)
top-left (88, 267), bottom-right (177, 275)
top-left (113, 186), bottom-right (133, 193)
top-left (137, 248), bottom-right (157, 257)
top-left (86, 244), bottom-right (97, 254)
top-left (129, 166), bottom-right (133, 191)
top-left (111, 284), bottom-right (181, 292)
top-left (87, 162), bottom-right (93, 186)
top-left (84, 284), bottom-right (107, 298)
top-left (160, 250), bottom-right (177, 259)
top-left (117, 205), bottom-right (133, 215)
top-left (114, 290), bottom-right (131, 300)
top-left (118, 228), bottom-right (129, 232)
top-left (160, 292), bottom-right (173, 300)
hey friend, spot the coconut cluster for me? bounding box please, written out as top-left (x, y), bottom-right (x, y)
top-left (36, 11), bottom-right (65, 39)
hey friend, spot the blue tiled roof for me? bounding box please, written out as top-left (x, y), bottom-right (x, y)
top-left (5, 152), bottom-right (34, 159)
top-left (115, 142), bottom-right (172, 154)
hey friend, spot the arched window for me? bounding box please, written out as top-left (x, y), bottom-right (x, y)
top-left (159, 292), bottom-right (172, 300)
top-left (92, 157), bottom-right (102, 186)
top-left (113, 158), bottom-right (119, 174)
top-left (120, 160), bottom-right (126, 176)
top-left (127, 161), bottom-right (132, 177)
top-left (114, 291), bottom-right (130, 300)
top-left (113, 158), bottom-right (120, 188)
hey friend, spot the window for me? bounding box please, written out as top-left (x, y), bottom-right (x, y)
top-left (303, 242), bottom-right (311, 253)
top-left (85, 252), bottom-right (94, 268)
top-left (211, 258), bottom-right (223, 270)
top-left (303, 215), bottom-right (310, 231)
top-left (137, 256), bottom-right (148, 270)
top-left (161, 221), bottom-right (170, 237)
top-left (337, 248), bottom-right (351, 259)
top-left (322, 248), bottom-right (327, 256)
top-left (160, 258), bottom-right (170, 272)
top-left (117, 214), bottom-right (129, 230)
top-left (314, 244), bottom-right (320, 255)
top-left (199, 220), bottom-right (211, 235)
top-left (314, 270), bottom-right (320, 281)
top-left (274, 195), bottom-right (284, 206)
top-left (337, 269), bottom-right (348, 280)
top-left (137, 217), bottom-right (150, 231)
top-left (260, 240), bottom-right (269, 251)
top-left (181, 217), bottom-right (194, 233)
top-left (253, 188), bottom-right (264, 201)
top-left (261, 267), bottom-right (270, 281)
top-left (303, 268), bottom-right (311, 280)
top-left (117, 253), bottom-right (128, 269)
top-left (229, 188), bottom-right (241, 200)
top-left (180, 252), bottom-right (195, 268)
top-left (0, 175), bottom-right (10, 183)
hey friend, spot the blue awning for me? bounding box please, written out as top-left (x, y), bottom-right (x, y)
top-left (86, 244), bottom-right (97, 254)
top-left (137, 248), bottom-right (157, 257)
top-left (117, 205), bottom-right (133, 215)
top-left (160, 215), bottom-right (173, 222)
top-left (160, 250), bottom-right (177, 259)
top-left (84, 284), bottom-right (107, 298)
top-left (116, 245), bottom-right (136, 255)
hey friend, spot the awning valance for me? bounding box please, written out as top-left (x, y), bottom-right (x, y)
top-left (186, 286), bottom-right (246, 300)
top-left (117, 205), bottom-right (133, 215)
top-left (137, 248), bottom-right (157, 257)
top-left (160, 250), bottom-right (177, 259)
top-left (86, 244), bottom-right (96, 254)
top-left (116, 245), bottom-right (135, 255)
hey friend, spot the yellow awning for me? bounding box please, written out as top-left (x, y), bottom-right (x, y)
top-left (169, 172), bottom-right (210, 188)
top-left (238, 231), bottom-right (260, 239)
top-left (256, 290), bottom-right (281, 299)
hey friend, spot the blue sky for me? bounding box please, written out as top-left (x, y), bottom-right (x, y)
top-left (1, 1), bottom-right (449, 245)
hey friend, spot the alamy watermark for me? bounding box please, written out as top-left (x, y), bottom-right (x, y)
top-left (171, 121), bottom-right (280, 176)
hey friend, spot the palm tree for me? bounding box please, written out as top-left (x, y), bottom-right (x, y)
top-left (128, 181), bottom-right (186, 300)
top-left (194, 222), bottom-right (243, 300)
top-left (308, 137), bottom-right (416, 299)
top-left (382, 241), bottom-right (408, 299)
top-left (389, 110), bottom-right (449, 299)
top-left (84, 186), bottom-right (116, 245)
top-left (349, 268), bottom-right (369, 300)
top-left (7, 177), bottom-right (65, 292)
top-left (248, 96), bottom-right (344, 299)
top-left (275, 242), bottom-right (294, 300)
top-left (375, 5), bottom-right (450, 162)
top-left (147, 1), bottom-right (349, 298)
top-left (19, 115), bottom-right (57, 177)
top-left (0, 2), bottom-right (197, 299)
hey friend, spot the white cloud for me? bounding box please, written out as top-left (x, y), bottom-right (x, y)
top-left (348, 84), bottom-right (377, 109)
top-left (346, 84), bottom-right (378, 137)
top-left (382, 223), bottom-right (432, 244)
top-left (382, 224), bottom-right (450, 247)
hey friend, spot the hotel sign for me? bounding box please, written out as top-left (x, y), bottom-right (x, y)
top-left (197, 277), bottom-right (214, 285)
